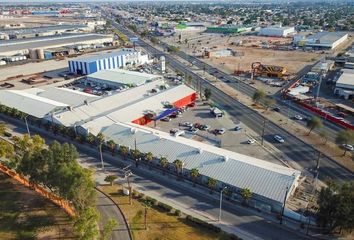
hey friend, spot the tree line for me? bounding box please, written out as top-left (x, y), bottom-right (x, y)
top-left (0, 126), bottom-right (117, 240)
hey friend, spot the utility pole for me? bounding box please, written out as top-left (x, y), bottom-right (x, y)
top-left (99, 144), bottom-right (105, 171)
top-left (280, 186), bottom-right (289, 225)
top-left (261, 119), bottom-right (267, 146)
top-left (24, 115), bottom-right (31, 137)
top-left (218, 186), bottom-right (227, 222)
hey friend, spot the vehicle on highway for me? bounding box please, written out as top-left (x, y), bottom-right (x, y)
top-left (274, 135), bottom-right (285, 143)
top-left (161, 117), bottom-right (171, 122)
top-left (294, 115), bottom-right (303, 120)
top-left (342, 144), bottom-right (354, 151)
top-left (247, 139), bottom-right (256, 144)
top-left (234, 126), bottom-right (242, 131)
top-left (214, 128), bottom-right (226, 135)
top-left (179, 122), bottom-right (193, 127)
top-left (273, 107), bottom-right (281, 112)
top-left (194, 123), bottom-right (202, 129)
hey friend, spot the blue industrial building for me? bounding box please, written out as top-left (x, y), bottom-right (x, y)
top-left (68, 49), bottom-right (141, 75)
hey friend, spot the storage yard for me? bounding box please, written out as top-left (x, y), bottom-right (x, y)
top-left (202, 46), bottom-right (320, 75)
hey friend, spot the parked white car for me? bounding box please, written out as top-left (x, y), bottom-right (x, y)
top-left (274, 135), bottom-right (285, 143)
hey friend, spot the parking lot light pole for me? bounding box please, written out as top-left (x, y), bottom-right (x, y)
top-left (218, 186), bottom-right (227, 222)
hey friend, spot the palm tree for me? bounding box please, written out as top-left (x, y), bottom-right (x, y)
top-left (207, 177), bottom-right (217, 194)
top-left (159, 157), bottom-right (169, 174)
top-left (86, 133), bottom-right (95, 145)
top-left (252, 89), bottom-right (266, 104)
top-left (96, 132), bottom-right (105, 146)
top-left (145, 152), bottom-right (154, 169)
top-left (173, 159), bottom-right (183, 178)
top-left (240, 188), bottom-right (252, 205)
top-left (306, 116), bottom-right (323, 135)
top-left (107, 140), bottom-right (116, 155)
top-left (335, 129), bottom-right (354, 156)
top-left (319, 131), bottom-right (329, 145)
top-left (119, 145), bottom-right (129, 160)
top-left (190, 168), bottom-right (200, 187)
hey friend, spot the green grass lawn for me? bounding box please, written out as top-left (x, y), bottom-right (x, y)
top-left (0, 172), bottom-right (73, 239)
top-left (99, 185), bottom-right (235, 240)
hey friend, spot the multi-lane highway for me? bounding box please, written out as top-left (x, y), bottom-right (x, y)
top-left (110, 19), bottom-right (354, 182)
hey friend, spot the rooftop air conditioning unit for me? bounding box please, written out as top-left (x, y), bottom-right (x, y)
top-left (196, 147), bottom-right (203, 154)
top-left (130, 128), bottom-right (137, 134)
top-left (222, 156), bottom-right (228, 162)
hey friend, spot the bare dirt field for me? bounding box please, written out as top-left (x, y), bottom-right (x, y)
top-left (203, 46), bottom-right (320, 75)
top-left (0, 15), bottom-right (84, 28)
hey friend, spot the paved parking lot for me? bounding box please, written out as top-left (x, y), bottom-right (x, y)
top-left (147, 99), bottom-right (285, 165)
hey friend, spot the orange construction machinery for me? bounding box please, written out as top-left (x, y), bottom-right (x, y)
top-left (251, 62), bottom-right (287, 79)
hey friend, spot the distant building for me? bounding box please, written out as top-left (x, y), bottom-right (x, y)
top-left (0, 33), bottom-right (113, 57)
top-left (206, 24), bottom-right (253, 34)
top-left (68, 48), bottom-right (150, 75)
top-left (293, 32), bottom-right (348, 50)
top-left (259, 26), bottom-right (295, 37)
top-left (334, 70), bottom-right (354, 99)
top-left (86, 69), bottom-right (162, 88)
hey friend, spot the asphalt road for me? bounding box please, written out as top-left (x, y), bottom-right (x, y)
top-left (111, 21), bottom-right (354, 182)
top-left (96, 189), bottom-right (131, 240)
top-left (0, 114), bottom-right (311, 240)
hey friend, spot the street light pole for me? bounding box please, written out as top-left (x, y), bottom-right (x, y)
top-left (218, 186), bottom-right (227, 222)
top-left (24, 115), bottom-right (31, 137)
top-left (261, 119), bottom-right (267, 146)
top-left (280, 186), bottom-right (289, 225)
top-left (99, 144), bottom-right (105, 171)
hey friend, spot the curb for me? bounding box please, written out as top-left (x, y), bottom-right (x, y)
top-left (95, 187), bottom-right (133, 240)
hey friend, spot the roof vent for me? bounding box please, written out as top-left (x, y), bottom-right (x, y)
top-left (131, 128), bottom-right (137, 134)
top-left (222, 156), bottom-right (228, 162)
top-left (84, 100), bottom-right (89, 105)
top-left (196, 147), bottom-right (203, 154)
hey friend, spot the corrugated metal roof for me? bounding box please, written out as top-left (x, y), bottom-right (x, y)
top-left (0, 34), bottom-right (113, 53)
top-left (107, 84), bottom-right (195, 122)
top-left (0, 90), bottom-right (68, 118)
top-left (87, 68), bottom-right (160, 86)
top-left (0, 24), bottom-right (88, 35)
top-left (311, 32), bottom-right (348, 44)
top-left (83, 120), bottom-right (300, 204)
top-left (36, 87), bottom-right (99, 106)
top-left (70, 49), bottom-right (138, 63)
top-left (52, 79), bottom-right (165, 126)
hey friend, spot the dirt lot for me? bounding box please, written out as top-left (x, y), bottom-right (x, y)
top-left (203, 46), bottom-right (320, 75)
top-left (0, 15), bottom-right (85, 28)
top-left (0, 172), bottom-right (74, 239)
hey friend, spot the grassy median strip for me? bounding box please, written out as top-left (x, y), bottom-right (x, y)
top-left (99, 185), bottom-right (240, 240)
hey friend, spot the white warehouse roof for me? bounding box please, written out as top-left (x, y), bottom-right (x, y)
top-left (24, 87), bottom-right (99, 107)
top-left (87, 68), bottom-right (161, 86)
top-left (0, 90), bottom-right (68, 118)
top-left (70, 48), bottom-right (138, 63)
top-left (108, 84), bottom-right (195, 122)
top-left (83, 121), bottom-right (301, 204)
top-left (52, 79), bottom-right (166, 126)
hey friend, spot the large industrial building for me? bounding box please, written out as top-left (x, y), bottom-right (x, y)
top-left (86, 69), bottom-right (162, 88)
top-left (0, 33), bottom-right (114, 57)
top-left (259, 26), bottom-right (295, 37)
top-left (206, 25), bottom-right (253, 34)
top-left (0, 69), bottom-right (301, 213)
top-left (68, 48), bottom-right (150, 75)
top-left (293, 32), bottom-right (348, 50)
top-left (334, 69), bottom-right (354, 99)
top-left (0, 24), bottom-right (90, 39)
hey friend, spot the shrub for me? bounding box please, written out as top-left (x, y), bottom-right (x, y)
top-left (157, 202), bottom-right (173, 212)
top-left (174, 209), bottom-right (181, 216)
top-left (145, 196), bottom-right (157, 205)
top-left (185, 215), bottom-right (221, 233)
